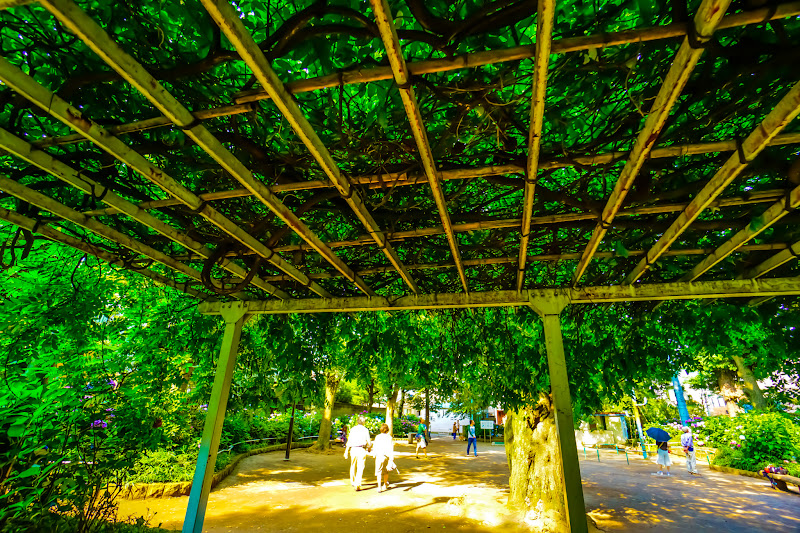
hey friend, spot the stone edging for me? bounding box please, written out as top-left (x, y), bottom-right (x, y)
top-left (118, 441), bottom-right (314, 500)
top-left (708, 464), bottom-right (764, 479)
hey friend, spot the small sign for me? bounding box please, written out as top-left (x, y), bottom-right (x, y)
top-left (480, 420), bottom-right (494, 430)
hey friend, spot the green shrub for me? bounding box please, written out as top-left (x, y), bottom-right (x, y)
top-left (704, 412), bottom-right (800, 473)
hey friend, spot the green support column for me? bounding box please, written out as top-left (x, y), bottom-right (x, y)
top-left (531, 297), bottom-right (588, 533)
top-left (183, 302), bottom-right (250, 533)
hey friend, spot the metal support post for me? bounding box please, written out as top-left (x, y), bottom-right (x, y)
top-left (284, 403), bottom-right (296, 461)
top-left (183, 303), bottom-right (250, 533)
top-left (632, 397), bottom-right (648, 459)
top-left (530, 296), bottom-right (588, 533)
top-left (672, 374), bottom-right (691, 426)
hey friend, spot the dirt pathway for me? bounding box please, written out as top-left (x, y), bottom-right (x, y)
top-left (117, 438), bottom-right (800, 532)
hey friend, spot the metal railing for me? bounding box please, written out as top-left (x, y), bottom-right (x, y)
top-left (219, 435), bottom-right (319, 454)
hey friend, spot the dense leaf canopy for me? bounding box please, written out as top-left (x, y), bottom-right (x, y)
top-left (1, 0), bottom-right (800, 301)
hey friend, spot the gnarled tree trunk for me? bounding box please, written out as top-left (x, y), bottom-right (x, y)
top-left (385, 386), bottom-right (399, 437)
top-left (717, 369), bottom-right (743, 416)
top-left (313, 371), bottom-right (340, 450)
top-left (505, 394), bottom-right (569, 532)
top-left (731, 354), bottom-right (767, 410)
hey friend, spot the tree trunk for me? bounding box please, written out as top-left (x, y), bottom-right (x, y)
top-left (731, 355), bottom-right (767, 410)
top-left (397, 388), bottom-right (405, 417)
top-left (717, 369), bottom-right (743, 416)
top-left (385, 387), bottom-right (399, 437)
top-left (366, 378), bottom-right (375, 413)
top-left (505, 394), bottom-right (569, 531)
top-left (313, 371), bottom-right (340, 450)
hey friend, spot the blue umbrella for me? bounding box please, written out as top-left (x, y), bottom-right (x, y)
top-left (646, 427), bottom-right (670, 442)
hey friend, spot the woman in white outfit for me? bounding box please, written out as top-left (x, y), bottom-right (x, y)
top-left (372, 423), bottom-right (395, 492)
top-left (654, 440), bottom-right (672, 476)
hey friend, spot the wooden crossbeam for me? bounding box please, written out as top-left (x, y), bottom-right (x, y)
top-left (680, 185), bottom-right (800, 282)
top-left (196, 0), bottom-right (417, 295)
top-left (82, 133), bottom-right (800, 219)
top-left (30, 3), bottom-right (800, 152)
top-left (37, 0), bottom-right (349, 298)
top-left (0, 175), bottom-right (209, 289)
top-left (0, 0), bottom-right (33, 9)
top-left (517, 0), bottom-right (555, 292)
top-left (370, 0), bottom-right (468, 292)
top-left (197, 277), bottom-right (800, 315)
top-left (572, 0), bottom-right (730, 286)
top-left (0, 206), bottom-right (210, 299)
top-left (624, 80), bottom-right (800, 285)
top-left (256, 243), bottom-right (789, 283)
top-left (0, 54), bottom-right (330, 298)
top-left (0, 127), bottom-right (288, 299)
top-left (743, 241), bottom-right (800, 281)
top-left (232, 3), bottom-right (800, 105)
top-left (170, 190), bottom-right (783, 258)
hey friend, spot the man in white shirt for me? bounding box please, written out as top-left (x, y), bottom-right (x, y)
top-left (344, 416), bottom-right (371, 490)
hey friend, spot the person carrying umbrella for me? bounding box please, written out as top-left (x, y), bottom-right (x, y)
top-left (646, 427), bottom-right (672, 476)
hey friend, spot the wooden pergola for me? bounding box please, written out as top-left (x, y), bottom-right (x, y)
top-left (2, 0), bottom-right (800, 531)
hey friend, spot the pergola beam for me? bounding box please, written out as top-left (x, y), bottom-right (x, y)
top-left (0, 206), bottom-right (209, 299)
top-left (81, 129), bottom-right (800, 220)
top-left (0, 54), bottom-right (330, 298)
top-left (196, 0), bottom-right (417, 295)
top-left (198, 277), bottom-right (800, 315)
top-left (624, 80), bottom-right (800, 285)
top-left (0, 127), bottom-right (288, 299)
top-left (370, 0), bottom-right (468, 292)
top-left (231, 2), bottom-right (800, 105)
top-left (170, 190), bottom-right (785, 257)
top-left (517, 0), bottom-right (555, 292)
top-left (572, 0), bottom-right (730, 286)
top-left (680, 184), bottom-right (800, 282)
top-left (256, 243), bottom-right (790, 283)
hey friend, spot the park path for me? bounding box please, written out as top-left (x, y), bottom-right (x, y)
top-left (117, 438), bottom-right (800, 532)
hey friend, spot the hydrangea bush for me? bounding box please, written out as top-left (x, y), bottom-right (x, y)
top-left (657, 412), bottom-right (800, 474)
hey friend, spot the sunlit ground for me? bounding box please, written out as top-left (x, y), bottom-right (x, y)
top-left (117, 438), bottom-right (800, 532)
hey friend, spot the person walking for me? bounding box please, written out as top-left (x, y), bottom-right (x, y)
top-left (466, 420), bottom-right (478, 457)
top-left (344, 416), bottom-right (370, 490)
top-left (415, 421), bottom-right (428, 458)
top-left (653, 439), bottom-right (672, 476)
top-left (452, 421), bottom-right (459, 440)
top-left (372, 423), bottom-right (395, 492)
top-left (681, 426), bottom-right (699, 475)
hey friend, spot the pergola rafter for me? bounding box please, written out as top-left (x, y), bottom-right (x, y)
top-left (40, 0), bottom-right (369, 297)
top-left (0, 55), bottom-right (330, 298)
top-left (195, 0), bottom-right (418, 295)
top-left (679, 183), bottom-right (800, 282)
top-left (571, 0), bottom-right (731, 286)
top-left (369, 0), bottom-right (469, 293)
top-left (0, 175), bottom-right (210, 291)
top-left (516, 0), bottom-right (555, 292)
top-left (624, 80), bottom-right (800, 285)
top-left (0, 205), bottom-right (210, 299)
top-left (0, 127), bottom-right (288, 299)
top-left (31, 0), bottom-right (799, 151)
